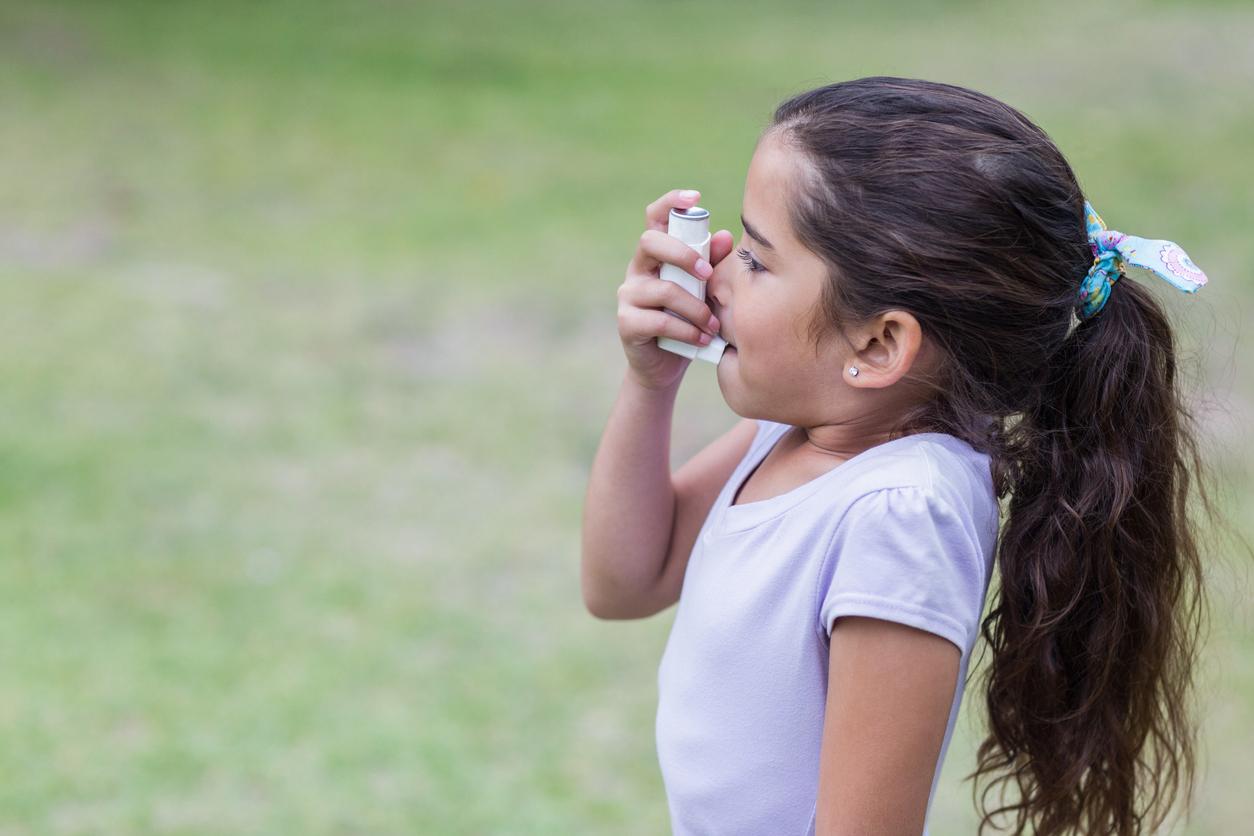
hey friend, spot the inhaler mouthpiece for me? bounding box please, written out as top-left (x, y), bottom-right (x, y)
top-left (656, 206), bottom-right (728, 364)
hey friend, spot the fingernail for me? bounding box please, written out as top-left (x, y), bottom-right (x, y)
top-left (707, 315), bottom-right (720, 333)
top-left (698, 332), bottom-right (712, 345)
top-left (680, 190), bottom-right (699, 200)
top-left (695, 258), bottom-right (712, 278)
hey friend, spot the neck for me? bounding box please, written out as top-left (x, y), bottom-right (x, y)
top-left (795, 424), bottom-right (899, 461)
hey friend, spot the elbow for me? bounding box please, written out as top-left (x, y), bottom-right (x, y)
top-left (580, 573), bottom-right (647, 621)
top-left (579, 542), bottom-right (661, 620)
top-left (580, 558), bottom-right (626, 620)
top-left (581, 586), bottom-right (636, 620)
top-left (584, 599), bottom-right (620, 620)
top-left (581, 586), bottom-right (614, 620)
top-left (579, 542), bottom-right (610, 619)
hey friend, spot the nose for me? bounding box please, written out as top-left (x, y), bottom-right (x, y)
top-left (707, 250), bottom-right (731, 315)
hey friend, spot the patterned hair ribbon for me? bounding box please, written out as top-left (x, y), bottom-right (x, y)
top-left (1078, 200), bottom-right (1208, 320)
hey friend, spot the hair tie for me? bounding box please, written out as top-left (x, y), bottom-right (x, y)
top-left (1078, 200), bottom-right (1208, 320)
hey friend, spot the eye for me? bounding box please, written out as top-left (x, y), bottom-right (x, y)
top-left (736, 247), bottom-right (765, 273)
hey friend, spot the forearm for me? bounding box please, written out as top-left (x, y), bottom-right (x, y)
top-left (580, 371), bottom-right (680, 618)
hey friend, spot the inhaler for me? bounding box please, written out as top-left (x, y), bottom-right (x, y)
top-left (656, 206), bottom-right (729, 364)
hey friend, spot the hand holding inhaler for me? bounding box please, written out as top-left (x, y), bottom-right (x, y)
top-left (617, 189), bottom-right (731, 391)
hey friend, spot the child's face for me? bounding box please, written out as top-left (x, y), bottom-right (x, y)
top-left (708, 131), bottom-right (855, 425)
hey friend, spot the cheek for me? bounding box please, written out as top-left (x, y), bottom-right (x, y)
top-left (744, 300), bottom-right (800, 360)
top-left (737, 307), bottom-right (820, 380)
top-left (736, 299), bottom-right (771, 344)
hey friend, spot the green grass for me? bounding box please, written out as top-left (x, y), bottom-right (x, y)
top-left (1, 0), bottom-right (1252, 832)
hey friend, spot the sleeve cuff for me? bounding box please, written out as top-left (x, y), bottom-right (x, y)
top-left (821, 592), bottom-right (970, 655)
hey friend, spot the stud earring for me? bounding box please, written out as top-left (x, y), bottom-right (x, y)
top-left (848, 366), bottom-right (859, 377)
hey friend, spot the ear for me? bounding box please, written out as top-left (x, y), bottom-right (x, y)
top-left (844, 311), bottom-right (923, 387)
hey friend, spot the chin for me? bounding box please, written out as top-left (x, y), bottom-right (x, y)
top-left (715, 349), bottom-right (743, 405)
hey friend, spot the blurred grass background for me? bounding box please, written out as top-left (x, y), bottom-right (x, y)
top-left (1, 0), bottom-right (1251, 833)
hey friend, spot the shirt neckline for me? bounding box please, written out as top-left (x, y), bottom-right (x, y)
top-left (717, 425), bottom-right (964, 533)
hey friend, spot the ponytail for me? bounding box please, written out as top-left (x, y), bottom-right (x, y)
top-left (971, 278), bottom-right (1217, 835)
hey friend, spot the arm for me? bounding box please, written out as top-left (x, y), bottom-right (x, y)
top-left (580, 372), bottom-right (681, 620)
top-left (580, 373), bottom-right (757, 620)
top-left (815, 616), bottom-right (960, 836)
top-left (585, 188), bottom-right (744, 619)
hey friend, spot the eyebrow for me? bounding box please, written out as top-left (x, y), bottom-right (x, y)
top-left (740, 215), bottom-right (776, 251)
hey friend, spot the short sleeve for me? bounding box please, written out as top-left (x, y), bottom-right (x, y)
top-left (816, 485), bottom-right (989, 655)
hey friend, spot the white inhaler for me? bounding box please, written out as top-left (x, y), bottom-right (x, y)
top-left (656, 205), bottom-right (729, 364)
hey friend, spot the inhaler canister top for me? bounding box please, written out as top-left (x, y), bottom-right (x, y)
top-left (668, 206), bottom-right (712, 249)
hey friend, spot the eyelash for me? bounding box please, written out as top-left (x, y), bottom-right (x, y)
top-left (736, 247), bottom-right (765, 273)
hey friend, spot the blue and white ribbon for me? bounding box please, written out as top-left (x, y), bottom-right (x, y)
top-left (1078, 200), bottom-right (1208, 320)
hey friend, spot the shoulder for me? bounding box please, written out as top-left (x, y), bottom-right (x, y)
top-left (839, 433), bottom-right (997, 531)
top-left (815, 475), bottom-right (997, 653)
top-left (815, 435), bottom-right (1001, 598)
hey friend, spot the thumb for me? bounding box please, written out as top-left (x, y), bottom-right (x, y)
top-left (708, 229), bottom-right (735, 266)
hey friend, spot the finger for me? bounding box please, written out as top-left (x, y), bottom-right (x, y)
top-left (629, 228), bottom-right (714, 280)
top-left (654, 309), bottom-right (715, 345)
top-left (708, 229), bottom-right (734, 266)
top-left (622, 278), bottom-right (717, 333)
top-left (645, 188), bottom-right (701, 232)
top-left (625, 308), bottom-right (712, 347)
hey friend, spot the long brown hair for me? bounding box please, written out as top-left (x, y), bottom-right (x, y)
top-left (768, 76), bottom-right (1230, 835)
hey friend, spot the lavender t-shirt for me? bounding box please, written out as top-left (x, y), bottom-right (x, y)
top-left (655, 420), bottom-right (1000, 836)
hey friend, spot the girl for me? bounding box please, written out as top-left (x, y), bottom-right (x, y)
top-left (581, 76), bottom-right (1218, 836)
